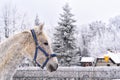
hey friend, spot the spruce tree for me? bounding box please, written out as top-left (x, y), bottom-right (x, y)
top-left (34, 14), bottom-right (40, 26)
top-left (53, 4), bottom-right (77, 66)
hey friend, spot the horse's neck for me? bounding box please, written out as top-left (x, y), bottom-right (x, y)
top-left (0, 51), bottom-right (24, 80)
top-left (0, 32), bottom-right (31, 80)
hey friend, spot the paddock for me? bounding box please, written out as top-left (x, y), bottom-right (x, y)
top-left (13, 66), bottom-right (120, 80)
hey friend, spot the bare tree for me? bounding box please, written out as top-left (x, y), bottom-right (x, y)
top-left (2, 4), bottom-right (11, 38)
top-left (11, 6), bottom-right (18, 34)
top-left (20, 13), bottom-right (28, 30)
top-left (0, 3), bottom-right (31, 41)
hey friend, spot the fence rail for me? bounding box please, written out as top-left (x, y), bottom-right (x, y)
top-left (13, 66), bottom-right (120, 80)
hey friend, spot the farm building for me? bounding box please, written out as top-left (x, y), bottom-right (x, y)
top-left (80, 57), bottom-right (96, 67)
top-left (96, 51), bottom-right (120, 66)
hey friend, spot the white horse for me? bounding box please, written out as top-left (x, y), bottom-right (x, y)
top-left (0, 24), bottom-right (58, 80)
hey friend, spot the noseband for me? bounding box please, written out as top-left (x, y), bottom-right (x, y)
top-left (31, 29), bottom-right (57, 69)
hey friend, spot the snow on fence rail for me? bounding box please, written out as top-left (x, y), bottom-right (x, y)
top-left (13, 66), bottom-right (120, 80)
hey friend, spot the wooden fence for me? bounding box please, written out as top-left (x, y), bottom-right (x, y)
top-left (13, 66), bottom-right (120, 80)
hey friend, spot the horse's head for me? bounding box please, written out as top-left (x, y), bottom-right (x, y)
top-left (26, 24), bottom-right (58, 72)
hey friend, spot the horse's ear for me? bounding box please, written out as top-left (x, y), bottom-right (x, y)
top-left (39, 23), bottom-right (44, 31)
top-left (36, 23), bottom-right (44, 34)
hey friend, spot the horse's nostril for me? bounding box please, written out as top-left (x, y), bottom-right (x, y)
top-left (56, 63), bottom-right (58, 69)
top-left (54, 63), bottom-right (58, 70)
top-left (49, 63), bottom-right (58, 72)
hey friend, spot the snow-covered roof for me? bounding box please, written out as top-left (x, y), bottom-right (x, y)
top-left (81, 57), bottom-right (95, 62)
top-left (97, 55), bottom-right (104, 58)
top-left (107, 52), bottom-right (120, 64)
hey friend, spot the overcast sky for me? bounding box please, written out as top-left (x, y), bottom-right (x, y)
top-left (0, 0), bottom-right (120, 26)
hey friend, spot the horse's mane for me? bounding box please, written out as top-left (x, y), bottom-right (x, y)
top-left (0, 31), bottom-right (30, 59)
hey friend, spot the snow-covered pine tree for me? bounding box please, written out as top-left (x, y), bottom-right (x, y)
top-left (53, 4), bottom-right (77, 66)
top-left (34, 14), bottom-right (40, 26)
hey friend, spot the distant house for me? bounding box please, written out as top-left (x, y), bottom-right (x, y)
top-left (96, 51), bottom-right (120, 66)
top-left (96, 56), bottom-right (115, 66)
top-left (80, 57), bottom-right (96, 67)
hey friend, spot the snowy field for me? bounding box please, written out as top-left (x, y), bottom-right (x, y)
top-left (13, 66), bottom-right (120, 80)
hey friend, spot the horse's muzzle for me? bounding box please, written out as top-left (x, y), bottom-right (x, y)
top-left (48, 63), bottom-right (58, 72)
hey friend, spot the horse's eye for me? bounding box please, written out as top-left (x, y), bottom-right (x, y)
top-left (44, 42), bottom-right (48, 46)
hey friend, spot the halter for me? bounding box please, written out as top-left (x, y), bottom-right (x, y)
top-left (31, 29), bottom-right (57, 69)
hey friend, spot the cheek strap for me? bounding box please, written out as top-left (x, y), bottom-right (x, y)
top-left (31, 29), bottom-right (57, 69)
